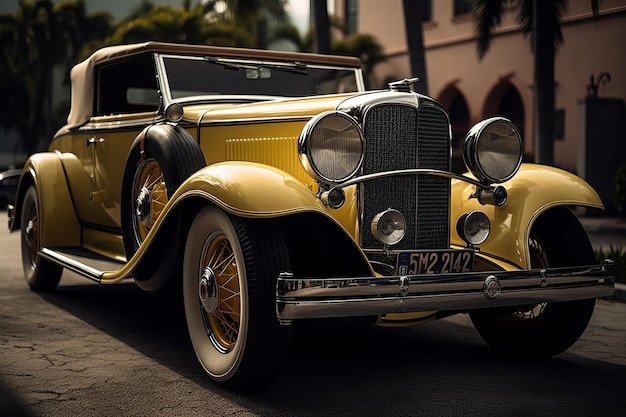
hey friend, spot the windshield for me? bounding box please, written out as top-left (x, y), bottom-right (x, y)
top-left (159, 54), bottom-right (362, 101)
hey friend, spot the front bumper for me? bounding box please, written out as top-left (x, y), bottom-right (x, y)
top-left (275, 262), bottom-right (614, 322)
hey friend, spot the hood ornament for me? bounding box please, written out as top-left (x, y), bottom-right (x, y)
top-left (388, 77), bottom-right (420, 93)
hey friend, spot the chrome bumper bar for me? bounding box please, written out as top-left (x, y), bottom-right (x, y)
top-left (275, 262), bottom-right (614, 322)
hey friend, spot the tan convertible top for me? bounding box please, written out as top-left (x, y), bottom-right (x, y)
top-left (66, 41), bottom-right (362, 129)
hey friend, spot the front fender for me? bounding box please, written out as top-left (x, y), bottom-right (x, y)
top-left (102, 161), bottom-right (357, 284)
top-left (10, 152), bottom-right (81, 247)
top-left (170, 161), bottom-right (328, 216)
top-left (167, 163), bottom-right (373, 280)
top-left (451, 163), bottom-right (603, 268)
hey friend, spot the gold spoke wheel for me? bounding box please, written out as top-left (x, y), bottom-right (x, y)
top-left (183, 206), bottom-right (291, 389)
top-left (134, 159), bottom-right (168, 242)
top-left (203, 233), bottom-right (241, 350)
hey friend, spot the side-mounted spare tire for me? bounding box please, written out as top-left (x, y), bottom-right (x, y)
top-left (121, 123), bottom-right (206, 291)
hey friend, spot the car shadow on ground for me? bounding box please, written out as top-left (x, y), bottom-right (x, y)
top-left (38, 279), bottom-right (626, 416)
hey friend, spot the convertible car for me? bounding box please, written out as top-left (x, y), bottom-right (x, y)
top-left (8, 42), bottom-right (614, 390)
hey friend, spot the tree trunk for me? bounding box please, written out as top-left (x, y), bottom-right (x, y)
top-left (533, 0), bottom-right (555, 165)
top-left (312, 0), bottom-right (331, 54)
top-left (402, 0), bottom-right (428, 94)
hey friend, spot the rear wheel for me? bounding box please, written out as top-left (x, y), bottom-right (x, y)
top-left (20, 186), bottom-right (63, 291)
top-left (183, 206), bottom-right (291, 390)
top-left (470, 207), bottom-right (596, 357)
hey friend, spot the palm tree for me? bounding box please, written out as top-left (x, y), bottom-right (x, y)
top-left (312, 0), bottom-right (331, 53)
top-left (473, 0), bottom-right (601, 165)
top-left (402, 0), bottom-right (429, 94)
top-left (0, 0), bottom-right (112, 155)
top-left (108, 4), bottom-right (253, 47)
top-left (204, 0), bottom-right (290, 48)
top-left (332, 33), bottom-right (385, 87)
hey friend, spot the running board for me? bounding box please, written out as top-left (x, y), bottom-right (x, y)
top-left (39, 247), bottom-right (126, 283)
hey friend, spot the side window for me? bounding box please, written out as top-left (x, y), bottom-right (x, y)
top-left (95, 54), bottom-right (160, 116)
top-left (454, 0), bottom-right (474, 16)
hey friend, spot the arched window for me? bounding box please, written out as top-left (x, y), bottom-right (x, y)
top-left (483, 80), bottom-right (525, 145)
top-left (437, 84), bottom-right (470, 173)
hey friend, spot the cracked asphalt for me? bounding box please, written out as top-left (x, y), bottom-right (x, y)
top-left (1, 215), bottom-right (625, 416)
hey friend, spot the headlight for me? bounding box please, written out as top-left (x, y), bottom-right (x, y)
top-left (462, 117), bottom-right (523, 184)
top-left (298, 111), bottom-right (364, 184)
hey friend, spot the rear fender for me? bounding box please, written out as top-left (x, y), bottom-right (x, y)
top-left (10, 152), bottom-right (81, 247)
top-left (451, 163), bottom-right (603, 268)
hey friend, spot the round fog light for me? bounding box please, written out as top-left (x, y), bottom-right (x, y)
top-left (321, 187), bottom-right (346, 209)
top-left (371, 209), bottom-right (406, 245)
top-left (457, 210), bottom-right (490, 246)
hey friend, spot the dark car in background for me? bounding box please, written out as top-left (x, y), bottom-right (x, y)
top-left (0, 168), bottom-right (21, 209)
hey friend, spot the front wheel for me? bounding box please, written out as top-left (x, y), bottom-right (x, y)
top-left (470, 207), bottom-right (597, 357)
top-left (20, 186), bottom-right (63, 291)
top-left (183, 206), bottom-right (291, 390)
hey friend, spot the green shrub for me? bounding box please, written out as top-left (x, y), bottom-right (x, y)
top-left (613, 164), bottom-right (626, 216)
top-left (595, 245), bottom-right (626, 284)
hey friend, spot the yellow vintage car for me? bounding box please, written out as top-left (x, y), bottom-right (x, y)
top-left (8, 42), bottom-right (613, 390)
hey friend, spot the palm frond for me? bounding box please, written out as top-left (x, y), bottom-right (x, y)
top-left (473, 0), bottom-right (505, 61)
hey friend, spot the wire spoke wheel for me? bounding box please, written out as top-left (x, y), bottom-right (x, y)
top-left (24, 203), bottom-right (39, 269)
top-left (132, 158), bottom-right (168, 243)
top-left (504, 235), bottom-right (549, 326)
top-left (203, 232), bottom-right (241, 351)
top-left (469, 207), bottom-right (597, 357)
top-left (20, 186), bottom-right (62, 291)
top-left (183, 206), bottom-right (291, 390)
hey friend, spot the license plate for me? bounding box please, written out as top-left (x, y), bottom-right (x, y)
top-left (397, 250), bottom-right (474, 275)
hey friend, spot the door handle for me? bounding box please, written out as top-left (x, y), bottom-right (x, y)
top-left (87, 137), bottom-right (105, 146)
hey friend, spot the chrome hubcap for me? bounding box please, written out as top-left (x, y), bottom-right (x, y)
top-left (25, 220), bottom-right (34, 246)
top-left (199, 266), bottom-right (219, 314)
top-left (135, 186), bottom-right (152, 227)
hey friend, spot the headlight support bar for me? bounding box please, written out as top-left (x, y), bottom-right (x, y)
top-left (320, 169), bottom-right (506, 206)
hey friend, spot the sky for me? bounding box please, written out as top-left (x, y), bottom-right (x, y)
top-left (0, 0), bottom-right (314, 34)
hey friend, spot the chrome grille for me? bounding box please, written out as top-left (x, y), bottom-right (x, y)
top-left (361, 102), bottom-right (450, 250)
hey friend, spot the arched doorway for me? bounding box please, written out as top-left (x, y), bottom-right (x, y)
top-left (483, 80), bottom-right (525, 145)
top-left (438, 84), bottom-right (470, 173)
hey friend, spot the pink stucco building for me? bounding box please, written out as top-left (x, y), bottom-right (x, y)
top-left (332, 0), bottom-right (625, 173)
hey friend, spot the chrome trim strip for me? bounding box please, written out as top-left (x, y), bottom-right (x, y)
top-left (78, 115), bottom-right (162, 131)
top-left (39, 248), bottom-right (104, 283)
top-left (198, 115), bottom-right (313, 127)
top-left (276, 262), bottom-right (614, 320)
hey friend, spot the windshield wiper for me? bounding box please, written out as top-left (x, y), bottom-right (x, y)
top-left (203, 56), bottom-right (244, 71)
top-left (203, 56), bottom-right (308, 75)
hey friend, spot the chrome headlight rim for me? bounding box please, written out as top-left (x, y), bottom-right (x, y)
top-left (298, 111), bottom-right (365, 185)
top-left (462, 117), bottom-right (523, 184)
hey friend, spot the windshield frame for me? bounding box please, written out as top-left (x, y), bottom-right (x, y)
top-left (154, 53), bottom-right (365, 107)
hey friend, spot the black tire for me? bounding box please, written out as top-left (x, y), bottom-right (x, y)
top-left (121, 124), bottom-right (205, 290)
top-left (20, 186), bottom-right (63, 291)
top-left (183, 206), bottom-right (292, 390)
top-left (470, 207), bottom-right (596, 357)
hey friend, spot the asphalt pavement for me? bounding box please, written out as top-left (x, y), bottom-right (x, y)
top-left (1, 211), bottom-right (625, 416)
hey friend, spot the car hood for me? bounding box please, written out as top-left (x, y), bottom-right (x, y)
top-left (180, 93), bottom-right (364, 124)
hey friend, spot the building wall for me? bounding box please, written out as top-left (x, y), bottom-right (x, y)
top-left (338, 0), bottom-right (626, 172)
